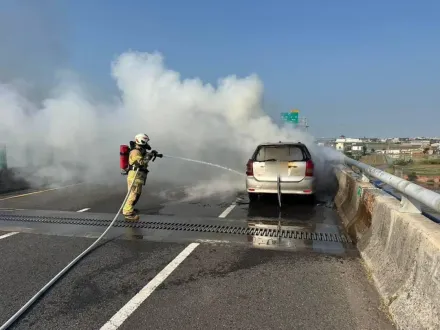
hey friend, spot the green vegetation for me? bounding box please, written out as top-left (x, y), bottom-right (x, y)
top-left (407, 172), bottom-right (418, 181)
top-left (402, 165), bottom-right (440, 176)
top-left (389, 158), bottom-right (440, 177)
top-left (384, 167), bottom-right (394, 174)
top-left (362, 145), bottom-right (367, 156)
top-left (360, 154), bottom-right (388, 166)
top-left (393, 159), bottom-right (413, 166)
top-left (344, 151), bottom-right (362, 161)
top-left (418, 158), bottom-right (440, 165)
top-left (353, 153), bottom-right (440, 178)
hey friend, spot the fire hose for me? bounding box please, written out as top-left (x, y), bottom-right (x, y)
top-left (0, 150), bottom-right (239, 329)
top-left (0, 169), bottom-right (140, 330)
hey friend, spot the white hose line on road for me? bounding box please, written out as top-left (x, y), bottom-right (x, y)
top-left (0, 169), bottom-right (140, 330)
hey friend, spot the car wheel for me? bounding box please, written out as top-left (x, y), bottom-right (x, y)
top-left (248, 193), bottom-right (259, 203)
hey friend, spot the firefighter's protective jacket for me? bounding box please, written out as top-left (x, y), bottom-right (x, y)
top-left (128, 148), bottom-right (149, 185)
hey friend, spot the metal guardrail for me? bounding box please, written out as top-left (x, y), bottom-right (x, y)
top-left (369, 180), bottom-right (440, 224)
top-left (344, 156), bottom-right (440, 214)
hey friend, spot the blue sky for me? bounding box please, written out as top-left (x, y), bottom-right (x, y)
top-left (3, 0), bottom-right (440, 138)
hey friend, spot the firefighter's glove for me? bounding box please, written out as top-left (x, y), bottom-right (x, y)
top-left (152, 150), bottom-right (163, 158)
top-left (150, 150), bottom-right (163, 161)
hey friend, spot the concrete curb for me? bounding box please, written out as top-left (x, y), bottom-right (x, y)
top-left (334, 166), bottom-right (440, 330)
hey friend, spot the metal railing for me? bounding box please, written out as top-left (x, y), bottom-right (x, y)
top-left (344, 156), bottom-right (440, 215)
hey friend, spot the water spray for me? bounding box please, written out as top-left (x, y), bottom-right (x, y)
top-left (162, 155), bottom-right (244, 176)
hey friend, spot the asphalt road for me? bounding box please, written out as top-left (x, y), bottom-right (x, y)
top-left (0, 176), bottom-right (395, 330)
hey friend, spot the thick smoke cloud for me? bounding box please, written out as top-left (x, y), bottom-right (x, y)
top-left (0, 51), bottom-right (343, 197)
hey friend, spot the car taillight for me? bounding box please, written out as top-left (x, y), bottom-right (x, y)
top-left (246, 159), bottom-right (254, 176)
top-left (305, 160), bottom-right (314, 176)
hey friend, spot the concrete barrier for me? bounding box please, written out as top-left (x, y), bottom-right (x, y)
top-left (335, 166), bottom-right (440, 330)
top-left (0, 169), bottom-right (30, 194)
top-left (0, 145), bottom-right (7, 170)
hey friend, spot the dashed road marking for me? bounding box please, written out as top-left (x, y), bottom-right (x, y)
top-left (77, 208), bottom-right (90, 212)
top-left (99, 242), bottom-right (200, 330)
top-left (0, 232), bottom-right (18, 240)
top-left (0, 183), bottom-right (83, 201)
top-left (218, 202), bottom-right (237, 218)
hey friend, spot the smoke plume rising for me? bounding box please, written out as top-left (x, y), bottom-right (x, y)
top-left (0, 51), bottom-right (343, 196)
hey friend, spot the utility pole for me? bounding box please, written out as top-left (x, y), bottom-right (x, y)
top-left (298, 117), bottom-right (309, 131)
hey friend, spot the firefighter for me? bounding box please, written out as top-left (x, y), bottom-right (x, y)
top-left (122, 133), bottom-right (153, 221)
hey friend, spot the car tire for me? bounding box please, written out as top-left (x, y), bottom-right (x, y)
top-left (248, 193), bottom-right (259, 203)
top-left (306, 194), bottom-right (316, 205)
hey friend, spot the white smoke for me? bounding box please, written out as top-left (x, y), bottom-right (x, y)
top-left (0, 51), bottom-right (342, 195)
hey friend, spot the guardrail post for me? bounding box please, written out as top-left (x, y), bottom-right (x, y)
top-left (348, 165), bottom-right (371, 183)
top-left (360, 172), bottom-right (370, 183)
top-left (400, 194), bottom-right (422, 214)
top-left (0, 145), bottom-right (7, 170)
top-left (277, 173), bottom-right (282, 208)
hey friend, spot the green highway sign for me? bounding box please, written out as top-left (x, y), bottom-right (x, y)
top-left (281, 111), bottom-right (299, 124)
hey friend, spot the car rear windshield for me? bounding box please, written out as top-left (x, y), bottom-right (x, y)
top-left (254, 145), bottom-right (310, 162)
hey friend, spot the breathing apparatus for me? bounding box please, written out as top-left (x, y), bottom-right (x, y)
top-left (119, 137), bottom-right (163, 176)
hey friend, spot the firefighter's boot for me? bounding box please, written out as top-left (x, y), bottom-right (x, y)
top-left (124, 213), bottom-right (140, 222)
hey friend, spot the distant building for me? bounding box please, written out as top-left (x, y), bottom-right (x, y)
top-left (335, 137), bottom-right (363, 151)
top-left (431, 143), bottom-right (440, 154)
top-left (410, 140), bottom-right (430, 146)
top-left (375, 144), bottom-right (423, 157)
top-left (351, 145), bottom-right (364, 153)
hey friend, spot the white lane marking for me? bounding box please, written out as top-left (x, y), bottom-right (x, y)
top-left (77, 208), bottom-right (90, 212)
top-left (0, 183), bottom-right (83, 201)
top-left (100, 242), bottom-right (200, 330)
top-left (0, 232), bottom-right (18, 240)
top-left (218, 202), bottom-right (237, 218)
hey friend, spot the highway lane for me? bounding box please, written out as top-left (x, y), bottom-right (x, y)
top-left (0, 234), bottom-right (394, 330)
top-left (120, 246), bottom-right (394, 330)
top-left (0, 179), bottom-right (396, 330)
top-left (0, 233), bottom-right (188, 330)
top-left (0, 230), bottom-right (12, 237)
top-left (0, 178), bottom-right (234, 217)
